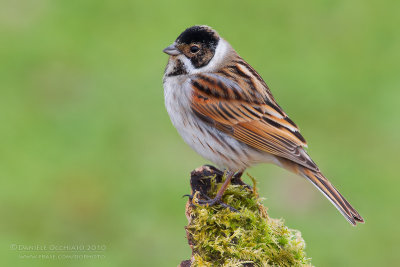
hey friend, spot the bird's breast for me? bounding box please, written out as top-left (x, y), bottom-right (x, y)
top-left (163, 77), bottom-right (272, 170)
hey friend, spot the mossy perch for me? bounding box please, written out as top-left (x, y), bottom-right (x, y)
top-left (179, 165), bottom-right (312, 267)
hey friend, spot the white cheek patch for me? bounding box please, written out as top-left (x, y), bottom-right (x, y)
top-left (178, 54), bottom-right (195, 73)
top-left (200, 39), bottom-right (229, 72)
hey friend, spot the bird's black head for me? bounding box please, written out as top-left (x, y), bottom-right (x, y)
top-left (176, 25), bottom-right (219, 47)
top-left (164, 25), bottom-right (220, 69)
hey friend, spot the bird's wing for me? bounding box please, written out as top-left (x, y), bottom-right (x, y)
top-left (189, 65), bottom-right (319, 171)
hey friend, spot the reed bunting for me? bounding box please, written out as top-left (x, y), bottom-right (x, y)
top-left (162, 25), bottom-right (364, 225)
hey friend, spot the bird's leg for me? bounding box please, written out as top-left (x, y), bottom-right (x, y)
top-left (232, 170), bottom-right (253, 190)
top-left (194, 170), bottom-right (237, 211)
top-left (212, 170), bottom-right (234, 203)
top-left (183, 166), bottom-right (245, 212)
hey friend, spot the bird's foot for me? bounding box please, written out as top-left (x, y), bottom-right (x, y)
top-left (183, 192), bottom-right (238, 212)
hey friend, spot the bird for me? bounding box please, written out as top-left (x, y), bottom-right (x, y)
top-left (162, 25), bottom-right (364, 225)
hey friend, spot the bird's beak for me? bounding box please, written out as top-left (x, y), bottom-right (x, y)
top-left (163, 44), bottom-right (180, 56)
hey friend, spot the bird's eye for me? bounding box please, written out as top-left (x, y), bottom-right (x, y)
top-left (190, 45), bottom-right (200, 53)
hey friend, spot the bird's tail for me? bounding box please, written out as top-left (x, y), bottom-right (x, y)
top-left (278, 158), bottom-right (364, 226)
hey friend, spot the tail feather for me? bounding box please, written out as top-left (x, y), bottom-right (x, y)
top-left (301, 168), bottom-right (364, 225)
top-left (278, 158), bottom-right (364, 225)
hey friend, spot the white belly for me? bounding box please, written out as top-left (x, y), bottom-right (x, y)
top-left (163, 76), bottom-right (275, 170)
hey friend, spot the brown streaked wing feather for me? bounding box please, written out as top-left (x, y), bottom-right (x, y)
top-left (190, 67), bottom-right (318, 171)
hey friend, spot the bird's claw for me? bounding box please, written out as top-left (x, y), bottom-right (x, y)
top-left (183, 191), bottom-right (238, 212)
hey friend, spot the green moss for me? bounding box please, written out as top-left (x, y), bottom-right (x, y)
top-left (186, 174), bottom-right (312, 267)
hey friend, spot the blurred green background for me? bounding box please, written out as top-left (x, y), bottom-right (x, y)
top-left (1, 0), bottom-right (399, 266)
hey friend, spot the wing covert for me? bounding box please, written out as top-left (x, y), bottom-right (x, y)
top-left (190, 71), bottom-right (318, 171)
